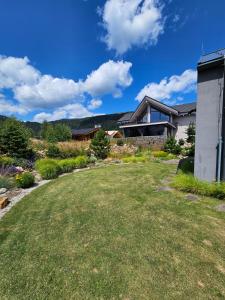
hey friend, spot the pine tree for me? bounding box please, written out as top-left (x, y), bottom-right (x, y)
top-left (90, 129), bottom-right (110, 159)
top-left (0, 118), bottom-right (31, 158)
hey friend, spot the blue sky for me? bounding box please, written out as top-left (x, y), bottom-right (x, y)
top-left (0, 0), bottom-right (225, 122)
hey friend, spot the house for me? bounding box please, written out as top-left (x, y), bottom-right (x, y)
top-left (118, 96), bottom-right (196, 141)
top-left (72, 127), bottom-right (99, 141)
top-left (195, 48), bottom-right (225, 182)
top-left (105, 130), bottom-right (123, 139)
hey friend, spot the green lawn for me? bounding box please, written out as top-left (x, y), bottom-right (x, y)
top-left (1, 162), bottom-right (225, 299)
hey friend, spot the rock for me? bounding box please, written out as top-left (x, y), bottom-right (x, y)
top-left (0, 196), bottom-right (9, 209)
top-left (0, 188), bottom-right (7, 195)
top-left (157, 186), bottom-right (173, 192)
top-left (215, 204), bottom-right (225, 212)
top-left (185, 194), bottom-right (199, 201)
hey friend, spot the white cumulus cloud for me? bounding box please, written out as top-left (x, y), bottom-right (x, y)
top-left (0, 55), bottom-right (133, 119)
top-left (83, 60), bottom-right (132, 98)
top-left (101, 0), bottom-right (164, 54)
top-left (136, 69), bottom-right (197, 102)
top-left (14, 75), bottom-right (82, 109)
top-left (0, 56), bottom-right (39, 89)
top-left (0, 94), bottom-right (27, 115)
top-left (88, 99), bottom-right (103, 110)
top-left (33, 103), bottom-right (93, 123)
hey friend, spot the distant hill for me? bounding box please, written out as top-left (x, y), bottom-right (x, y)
top-left (0, 112), bottom-right (129, 137)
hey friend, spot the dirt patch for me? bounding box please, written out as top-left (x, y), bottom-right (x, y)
top-left (185, 194), bottom-right (199, 202)
top-left (203, 239), bottom-right (212, 247)
top-left (215, 204), bottom-right (225, 212)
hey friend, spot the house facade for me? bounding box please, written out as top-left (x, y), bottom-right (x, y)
top-left (118, 96), bottom-right (196, 141)
top-left (195, 49), bottom-right (225, 182)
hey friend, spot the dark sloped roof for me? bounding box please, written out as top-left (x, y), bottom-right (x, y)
top-left (118, 102), bottom-right (196, 123)
top-left (72, 128), bottom-right (99, 136)
top-left (118, 112), bottom-right (133, 122)
top-left (172, 102), bottom-right (196, 113)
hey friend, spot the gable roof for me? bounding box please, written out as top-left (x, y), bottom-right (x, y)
top-left (117, 112), bottom-right (133, 123)
top-left (72, 127), bottom-right (99, 136)
top-left (118, 99), bottom-right (196, 123)
top-left (172, 102), bottom-right (196, 114)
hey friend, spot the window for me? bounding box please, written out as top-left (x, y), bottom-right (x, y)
top-left (151, 107), bottom-right (170, 123)
top-left (137, 108), bottom-right (148, 123)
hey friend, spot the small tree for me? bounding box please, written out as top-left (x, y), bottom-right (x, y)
top-left (186, 122), bottom-right (195, 144)
top-left (164, 137), bottom-right (181, 155)
top-left (185, 123), bottom-right (195, 157)
top-left (54, 124), bottom-right (72, 142)
top-left (0, 118), bottom-right (31, 158)
top-left (90, 129), bottom-right (110, 159)
top-left (41, 122), bottom-right (71, 142)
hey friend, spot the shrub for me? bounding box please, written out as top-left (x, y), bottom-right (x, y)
top-left (74, 156), bottom-right (88, 168)
top-left (152, 151), bottom-right (168, 158)
top-left (58, 159), bottom-right (76, 173)
top-left (16, 172), bottom-right (35, 188)
top-left (41, 122), bottom-right (72, 142)
top-left (13, 158), bottom-right (34, 170)
top-left (171, 174), bottom-right (225, 200)
top-left (116, 139), bottom-right (124, 146)
top-left (47, 144), bottom-right (61, 158)
top-left (177, 157), bottom-right (194, 174)
top-left (0, 156), bottom-right (15, 167)
top-left (88, 155), bottom-right (97, 164)
top-left (122, 156), bottom-right (148, 163)
top-left (58, 147), bottom-right (85, 159)
top-left (90, 130), bottom-right (110, 159)
top-left (178, 139), bottom-right (185, 146)
top-left (35, 159), bottom-right (61, 179)
top-left (0, 118), bottom-right (32, 158)
top-left (164, 137), bottom-right (181, 155)
top-left (0, 176), bottom-right (15, 189)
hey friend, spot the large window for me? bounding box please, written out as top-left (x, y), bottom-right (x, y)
top-left (137, 108), bottom-right (148, 123)
top-left (151, 107), bottom-right (170, 123)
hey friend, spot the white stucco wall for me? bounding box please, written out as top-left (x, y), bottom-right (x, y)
top-left (173, 114), bottom-right (196, 141)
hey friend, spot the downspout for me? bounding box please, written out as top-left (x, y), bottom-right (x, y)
top-left (217, 58), bottom-right (225, 182)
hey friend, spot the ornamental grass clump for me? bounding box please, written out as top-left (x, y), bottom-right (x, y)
top-left (58, 159), bottom-right (76, 173)
top-left (0, 156), bottom-right (15, 167)
top-left (35, 159), bottom-right (62, 180)
top-left (122, 156), bottom-right (148, 163)
top-left (74, 156), bottom-right (88, 168)
top-left (172, 173), bottom-right (225, 199)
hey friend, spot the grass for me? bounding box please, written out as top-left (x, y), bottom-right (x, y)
top-left (1, 162), bottom-right (225, 299)
top-left (172, 173), bottom-right (225, 199)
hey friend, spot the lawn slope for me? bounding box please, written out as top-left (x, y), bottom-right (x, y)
top-left (1, 162), bottom-right (225, 299)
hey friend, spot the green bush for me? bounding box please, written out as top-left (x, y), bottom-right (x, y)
top-left (58, 159), bottom-right (76, 173)
top-left (47, 144), bottom-right (61, 158)
top-left (0, 118), bottom-right (32, 158)
top-left (16, 172), bottom-right (35, 188)
top-left (164, 137), bottom-right (181, 155)
top-left (116, 139), bottom-right (124, 146)
top-left (41, 122), bottom-right (72, 142)
top-left (178, 139), bottom-right (185, 146)
top-left (90, 129), bottom-right (110, 159)
top-left (152, 151), bottom-right (168, 158)
top-left (74, 156), bottom-right (88, 168)
top-left (0, 176), bottom-right (15, 189)
top-left (122, 156), bottom-right (148, 163)
top-left (0, 156), bottom-right (15, 167)
top-left (35, 159), bottom-right (62, 179)
top-left (58, 148), bottom-right (86, 159)
top-left (177, 157), bottom-right (194, 174)
top-left (172, 174), bottom-right (225, 199)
